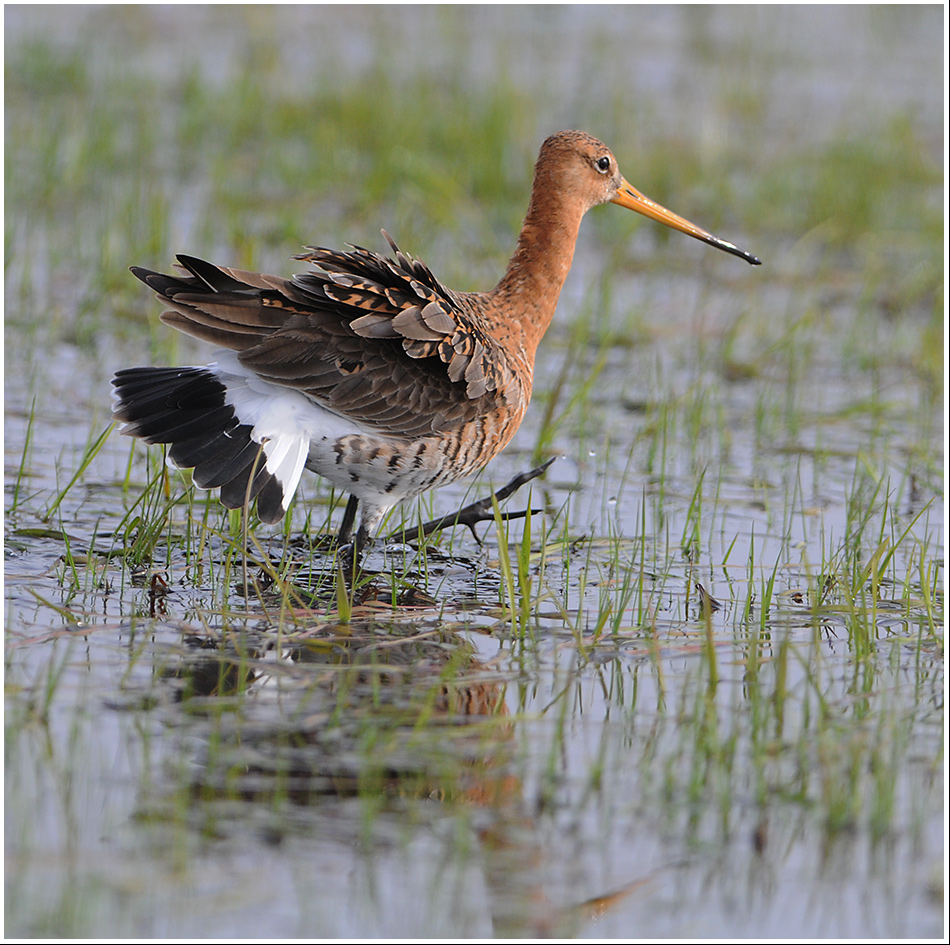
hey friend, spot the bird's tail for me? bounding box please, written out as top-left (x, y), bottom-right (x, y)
top-left (111, 365), bottom-right (307, 524)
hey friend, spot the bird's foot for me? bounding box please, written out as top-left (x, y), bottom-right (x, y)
top-left (387, 457), bottom-right (556, 545)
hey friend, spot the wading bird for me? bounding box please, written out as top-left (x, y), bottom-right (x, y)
top-left (112, 131), bottom-right (759, 554)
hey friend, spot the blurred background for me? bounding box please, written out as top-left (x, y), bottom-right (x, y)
top-left (6, 5), bottom-right (941, 367)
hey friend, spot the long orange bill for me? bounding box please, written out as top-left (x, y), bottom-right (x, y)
top-left (611, 177), bottom-right (761, 265)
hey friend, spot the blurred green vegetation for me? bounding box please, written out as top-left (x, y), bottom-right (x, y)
top-left (5, 9), bottom-right (942, 365)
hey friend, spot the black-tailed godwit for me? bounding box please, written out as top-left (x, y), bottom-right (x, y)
top-left (112, 131), bottom-right (760, 551)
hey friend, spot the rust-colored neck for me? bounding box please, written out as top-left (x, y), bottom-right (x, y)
top-left (492, 163), bottom-right (588, 362)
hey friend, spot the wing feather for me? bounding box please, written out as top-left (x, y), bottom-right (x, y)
top-left (131, 234), bottom-right (523, 438)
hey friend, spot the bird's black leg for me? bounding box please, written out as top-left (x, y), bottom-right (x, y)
top-left (388, 457), bottom-right (556, 545)
top-left (337, 494), bottom-right (360, 546)
top-left (336, 495), bottom-right (374, 576)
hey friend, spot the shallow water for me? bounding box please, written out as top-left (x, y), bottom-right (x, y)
top-left (4, 6), bottom-right (944, 938)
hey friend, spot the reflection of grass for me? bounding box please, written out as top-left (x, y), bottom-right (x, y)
top-left (4, 8), bottom-right (944, 939)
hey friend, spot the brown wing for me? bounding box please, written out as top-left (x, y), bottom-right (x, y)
top-left (131, 233), bottom-right (520, 437)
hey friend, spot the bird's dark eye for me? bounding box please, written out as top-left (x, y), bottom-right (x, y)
top-left (595, 156), bottom-right (611, 173)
